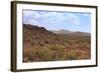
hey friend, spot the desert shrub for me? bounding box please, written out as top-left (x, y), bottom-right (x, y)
top-left (50, 45), bottom-right (59, 51)
top-left (65, 50), bottom-right (80, 60)
top-left (39, 43), bottom-right (44, 46)
top-left (44, 40), bottom-right (49, 44)
top-left (35, 48), bottom-right (55, 61)
top-left (24, 48), bottom-right (54, 61)
top-left (24, 45), bottom-right (68, 61)
top-left (50, 45), bottom-right (65, 51)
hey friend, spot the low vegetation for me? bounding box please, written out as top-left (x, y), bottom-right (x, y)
top-left (23, 24), bottom-right (91, 62)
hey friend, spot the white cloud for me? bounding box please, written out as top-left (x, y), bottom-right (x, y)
top-left (65, 13), bottom-right (80, 25)
top-left (23, 10), bottom-right (80, 26)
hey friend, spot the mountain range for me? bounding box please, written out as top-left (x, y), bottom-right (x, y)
top-left (50, 29), bottom-right (90, 36)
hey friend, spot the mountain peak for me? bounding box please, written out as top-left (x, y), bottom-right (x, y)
top-left (51, 29), bottom-right (71, 34)
top-left (23, 24), bottom-right (47, 31)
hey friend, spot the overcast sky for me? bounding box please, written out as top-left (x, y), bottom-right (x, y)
top-left (23, 10), bottom-right (91, 33)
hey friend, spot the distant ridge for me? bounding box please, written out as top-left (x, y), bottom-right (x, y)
top-left (51, 29), bottom-right (71, 34)
top-left (50, 29), bottom-right (90, 36)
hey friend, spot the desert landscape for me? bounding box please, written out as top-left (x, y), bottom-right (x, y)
top-left (23, 24), bottom-right (91, 62)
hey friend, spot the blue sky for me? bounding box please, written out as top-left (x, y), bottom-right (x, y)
top-left (23, 10), bottom-right (91, 33)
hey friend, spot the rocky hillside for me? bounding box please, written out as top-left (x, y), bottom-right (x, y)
top-left (23, 24), bottom-right (91, 62)
top-left (23, 24), bottom-right (63, 49)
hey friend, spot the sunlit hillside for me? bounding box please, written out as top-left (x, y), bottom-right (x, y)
top-left (23, 24), bottom-right (91, 62)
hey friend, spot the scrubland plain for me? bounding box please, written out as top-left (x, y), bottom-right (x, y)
top-left (23, 24), bottom-right (91, 62)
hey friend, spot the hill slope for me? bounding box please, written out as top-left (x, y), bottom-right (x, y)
top-left (23, 24), bottom-right (91, 62)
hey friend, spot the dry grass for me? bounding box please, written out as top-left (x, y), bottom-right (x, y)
top-left (23, 24), bottom-right (91, 62)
